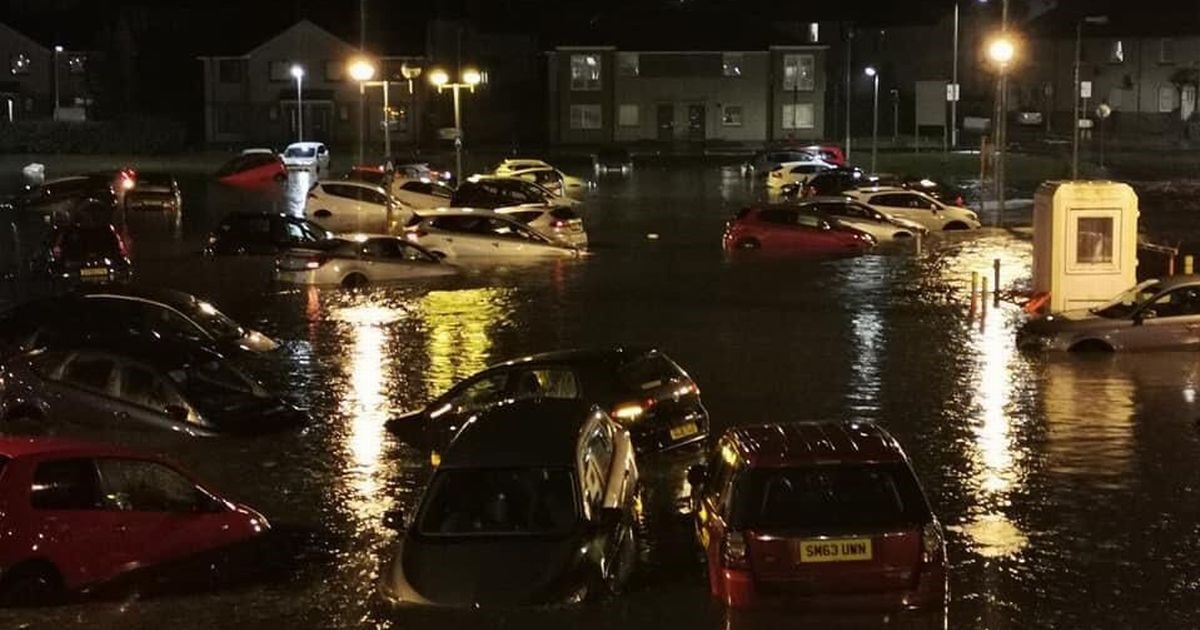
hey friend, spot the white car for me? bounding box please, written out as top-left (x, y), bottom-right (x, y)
top-left (404, 208), bottom-right (580, 259)
top-left (508, 166), bottom-right (588, 197)
top-left (799, 197), bottom-right (926, 241)
top-left (491, 158), bottom-right (553, 175)
top-left (495, 205), bottom-right (588, 248)
top-left (305, 180), bottom-right (411, 234)
top-left (282, 142), bottom-right (330, 173)
top-left (766, 160), bottom-right (834, 190)
top-left (846, 186), bottom-right (982, 231)
top-left (241, 147), bottom-right (276, 156)
top-left (275, 235), bottom-right (458, 288)
top-left (392, 179), bottom-right (454, 210)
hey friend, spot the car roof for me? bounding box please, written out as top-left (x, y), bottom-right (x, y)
top-left (723, 421), bottom-right (908, 468)
top-left (488, 346), bottom-right (656, 371)
top-left (321, 180), bottom-right (385, 191)
top-left (723, 421), bottom-right (907, 468)
top-left (78, 286), bottom-right (199, 309)
top-left (417, 207), bottom-right (504, 217)
top-left (286, 141), bottom-right (324, 149)
top-left (849, 186), bottom-right (911, 195)
top-left (0, 436), bottom-right (148, 460)
top-left (1147, 275), bottom-right (1200, 291)
top-left (439, 399), bottom-right (600, 469)
top-left (38, 337), bottom-right (227, 370)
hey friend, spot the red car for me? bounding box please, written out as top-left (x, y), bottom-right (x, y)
top-left (214, 153), bottom-right (286, 188)
top-left (801, 144), bottom-right (847, 167)
top-left (722, 205), bottom-right (875, 254)
top-left (0, 437), bottom-right (268, 605)
top-left (688, 422), bottom-right (946, 614)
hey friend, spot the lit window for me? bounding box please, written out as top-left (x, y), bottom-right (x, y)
top-left (783, 54), bottom-right (814, 91)
top-left (782, 103), bottom-right (814, 129)
top-left (618, 52), bottom-right (639, 77)
top-left (1109, 40), bottom-right (1124, 64)
top-left (570, 54), bottom-right (602, 91)
top-left (10, 53), bottom-right (31, 75)
top-left (722, 53), bottom-right (743, 77)
top-left (570, 104), bottom-right (602, 129)
top-left (618, 104), bottom-right (639, 127)
top-left (809, 22), bottom-right (820, 43)
top-left (721, 105), bottom-right (744, 126)
top-left (1160, 38), bottom-right (1175, 64)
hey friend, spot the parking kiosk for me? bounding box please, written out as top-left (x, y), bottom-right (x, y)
top-left (1032, 181), bottom-right (1139, 312)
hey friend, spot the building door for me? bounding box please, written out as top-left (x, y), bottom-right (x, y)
top-left (657, 104), bottom-right (674, 142)
top-left (688, 104), bottom-right (706, 142)
top-left (309, 103), bottom-right (332, 142)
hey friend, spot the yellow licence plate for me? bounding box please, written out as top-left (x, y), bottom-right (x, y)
top-left (80, 268), bottom-right (108, 277)
top-left (669, 422), bottom-right (699, 440)
top-left (795, 538), bottom-right (873, 563)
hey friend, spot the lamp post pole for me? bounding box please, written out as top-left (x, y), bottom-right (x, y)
top-left (951, 4), bottom-right (959, 148)
top-left (52, 45), bottom-right (62, 121)
top-left (358, 82), bottom-right (366, 164)
top-left (1072, 21), bottom-right (1082, 179)
top-left (450, 85), bottom-right (463, 180)
top-left (430, 67), bottom-right (481, 181)
top-left (383, 80), bottom-right (391, 160)
top-left (865, 67), bottom-right (880, 173)
top-left (291, 65), bottom-right (305, 143)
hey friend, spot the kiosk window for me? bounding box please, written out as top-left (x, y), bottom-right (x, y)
top-left (1076, 217), bottom-right (1114, 264)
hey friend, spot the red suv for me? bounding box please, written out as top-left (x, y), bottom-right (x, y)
top-left (688, 421), bottom-right (946, 614)
top-left (0, 437), bottom-right (268, 605)
top-left (722, 205), bottom-right (875, 254)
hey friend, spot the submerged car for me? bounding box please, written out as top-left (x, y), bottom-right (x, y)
top-left (379, 399), bottom-right (640, 608)
top-left (387, 347), bottom-right (707, 454)
top-left (33, 223), bottom-right (132, 284)
top-left (304, 180), bottom-right (409, 234)
top-left (124, 172), bottom-right (182, 212)
top-left (689, 421), bottom-right (945, 613)
top-left (0, 288), bottom-right (277, 359)
top-left (496, 206), bottom-right (588, 248)
top-left (281, 142), bottom-right (330, 173)
top-left (204, 212), bottom-right (333, 257)
top-left (404, 209), bottom-right (580, 259)
top-left (1018, 276), bottom-right (1200, 352)
top-left (0, 341), bottom-right (305, 437)
top-left (593, 147), bottom-right (633, 174)
top-left (846, 187), bottom-right (980, 232)
top-left (0, 436), bottom-right (269, 606)
top-left (800, 197), bottom-right (926, 242)
top-left (214, 153), bottom-right (285, 188)
top-left (275, 235), bottom-right (458, 288)
top-left (722, 205), bottom-right (876, 254)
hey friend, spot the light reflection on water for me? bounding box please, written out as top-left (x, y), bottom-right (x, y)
top-left (417, 288), bottom-right (511, 399)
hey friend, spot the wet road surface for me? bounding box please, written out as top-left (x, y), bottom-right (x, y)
top-left (3, 166), bottom-right (1200, 628)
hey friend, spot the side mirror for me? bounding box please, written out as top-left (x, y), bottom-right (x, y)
top-left (686, 464), bottom-right (708, 489)
top-left (165, 405), bottom-right (189, 422)
top-left (383, 508), bottom-right (406, 531)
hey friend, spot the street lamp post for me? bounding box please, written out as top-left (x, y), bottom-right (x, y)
top-left (865, 66), bottom-right (880, 173)
top-left (52, 45), bottom-right (62, 121)
top-left (1073, 15), bottom-right (1109, 179)
top-left (290, 64), bottom-right (305, 142)
top-left (350, 58), bottom-right (406, 164)
top-left (429, 67), bottom-right (482, 181)
top-left (987, 35), bottom-right (1015, 224)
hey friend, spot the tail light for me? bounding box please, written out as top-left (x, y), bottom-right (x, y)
top-left (721, 531), bottom-right (749, 569)
top-left (551, 219), bottom-right (566, 228)
top-left (115, 233), bottom-right (129, 258)
top-left (304, 255), bottom-right (329, 269)
top-left (920, 522), bottom-right (944, 565)
top-left (611, 397), bottom-right (656, 423)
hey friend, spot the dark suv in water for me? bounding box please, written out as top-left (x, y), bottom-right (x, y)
top-left (379, 399), bottom-right (641, 608)
top-left (387, 347), bottom-right (709, 454)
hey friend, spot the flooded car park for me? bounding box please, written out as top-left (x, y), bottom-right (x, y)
top-left (3, 164), bottom-right (1200, 628)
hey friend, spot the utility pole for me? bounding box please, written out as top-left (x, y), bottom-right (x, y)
top-left (951, 2), bottom-right (959, 148)
top-left (844, 26), bottom-right (853, 160)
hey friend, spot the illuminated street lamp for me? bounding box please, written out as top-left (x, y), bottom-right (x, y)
top-left (987, 34), bottom-right (1017, 222)
top-left (348, 58), bottom-right (377, 164)
top-left (290, 64), bottom-right (305, 142)
top-left (53, 45), bottom-right (63, 121)
top-left (429, 67), bottom-right (482, 181)
top-left (864, 66), bottom-right (879, 174)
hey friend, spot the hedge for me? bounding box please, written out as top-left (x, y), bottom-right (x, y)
top-left (0, 118), bottom-right (187, 154)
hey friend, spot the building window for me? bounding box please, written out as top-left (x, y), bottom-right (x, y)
top-left (268, 61), bottom-right (291, 82)
top-left (324, 60), bottom-right (344, 82)
top-left (1159, 85), bottom-right (1177, 113)
top-left (808, 22), bottom-right (820, 43)
top-left (67, 55), bottom-right (86, 75)
top-left (722, 53), bottom-right (743, 78)
top-left (618, 52), bottom-right (639, 77)
top-left (570, 104), bottom-right (602, 129)
top-left (618, 104), bottom-right (639, 127)
top-left (218, 59), bottom-right (245, 83)
top-left (782, 103), bottom-right (815, 129)
top-left (1160, 38), bottom-right (1176, 64)
top-left (570, 54), bottom-right (602, 91)
top-left (1109, 40), bottom-right (1125, 64)
top-left (10, 53), bottom-right (31, 75)
top-left (1075, 217), bottom-right (1114, 264)
top-left (783, 54), bottom-right (815, 91)
top-left (721, 105), bottom-right (744, 126)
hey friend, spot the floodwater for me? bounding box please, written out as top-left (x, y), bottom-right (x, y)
top-left (4, 165), bottom-right (1200, 629)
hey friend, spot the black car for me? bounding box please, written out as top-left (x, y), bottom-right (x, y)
top-left (379, 399), bottom-right (641, 608)
top-left (0, 340), bottom-right (305, 437)
top-left (16, 177), bottom-right (119, 220)
top-left (872, 175), bottom-right (966, 206)
top-left (387, 347), bottom-right (708, 454)
top-left (789, 167), bottom-right (867, 198)
top-left (33, 223), bottom-right (132, 284)
top-left (204, 212), bottom-right (333, 256)
top-left (593, 147), bottom-right (633, 174)
top-left (449, 177), bottom-right (561, 209)
top-left (125, 171), bottom-right (182, 212)
top-left (0, 287), bottom-right (278, 359)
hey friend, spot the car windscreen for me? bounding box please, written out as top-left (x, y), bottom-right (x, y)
top-left (417, 468), bottom-right (580, 537)
top-left (731, 464), bottom-right (931, 531)
top-left (285, 147), bottom-right (317, 158)
top-left (56, 229), bottom-right (120, 258)
top-left (167, 360), bottom-right (267, 404)
top-left (136, 173), bottom-right (174, 188)
top-left (180, 298), bottom-right (244, 341)
top-left (617, 354), bottom-right (683, 393)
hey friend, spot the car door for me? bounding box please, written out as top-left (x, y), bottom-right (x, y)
top-left (429, 216), bottom-right (491, 256)
top-left (27, 457), bottom-right (133, 588)
top-left (1120, 286), bottom-right (1200, 349)
top-left (45, 352), bottom-right (120, 430)
top-left (113, 361), bottom-right (192, 431)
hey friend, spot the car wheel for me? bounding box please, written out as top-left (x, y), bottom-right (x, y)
top-left (0, 562), bottom-right (65, 607)
top-left (735, 238), bottom-right (761, 250)
top-left (341, 273), bottom-right (369, 290)
top-left (943, 221), bottom-right (970, 231)
top-left (1069, 339), bottom-right (1114, 353)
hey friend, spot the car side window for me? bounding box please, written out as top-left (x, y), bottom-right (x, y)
top-left (795, 214), bottom-right (825, 229)
top-left (95, 459), bottom-right (202, 512)
top-left (31, 459), bottom-right (103, 510)
top-left (60, 354), bottom-right (116, 393)
top-left (509, 368), bottom-right (580, 400)
top-left (363, 189), bottom-right (388, 206)
top-left (118, 364), bottom-right (185, 412)
top-left (1144, 287), bottom-right (1200, 318)
top-left (445, 372), bottom-right (510, 412)
top-left (398, 242), bottom-right (436, 262)
top-left (140, 304), bottom-right (203, 340)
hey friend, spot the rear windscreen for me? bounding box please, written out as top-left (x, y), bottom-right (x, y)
top-left (57, 229), bottom-right (120, 257)
top-left (732, 464), bottom-right (931, 530)
top-left (550, 207), bottom-right (579, 221)
top-left (617, 354), bottom-right (683, 392)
